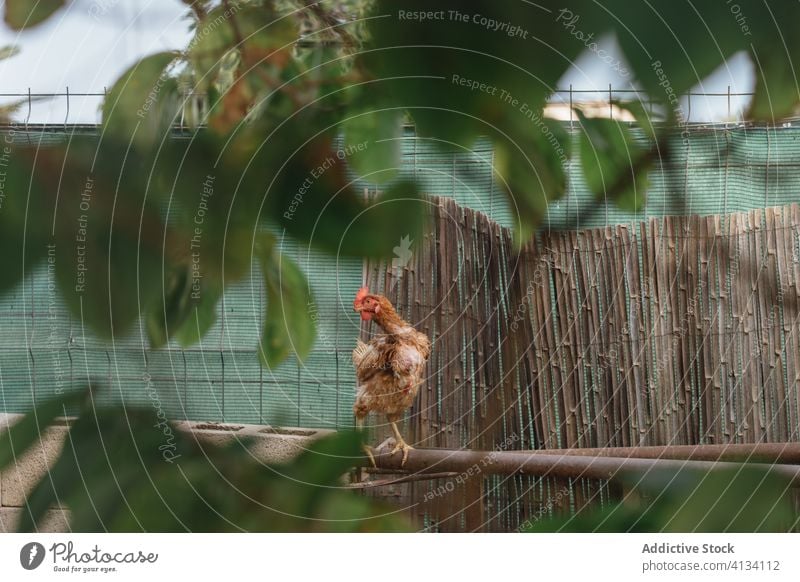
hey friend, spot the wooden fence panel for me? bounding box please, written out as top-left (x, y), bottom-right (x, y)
top-left (363, 198), bottom-right (800, 531)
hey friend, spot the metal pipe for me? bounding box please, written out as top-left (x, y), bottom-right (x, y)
top-left (530, 442), bottom-right (800, 463)
top-left (367, 448), bottom-right (800, 486)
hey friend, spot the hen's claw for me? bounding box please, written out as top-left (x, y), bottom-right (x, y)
top-left (389, 439), bottom-right (414, 466)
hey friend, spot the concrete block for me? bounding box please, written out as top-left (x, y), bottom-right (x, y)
top-left (0, 507), bottom-right (70, 533)
top-left (0, 414), bottom-right (332, 529)
top-left (248, 434), bottom-right (316, 463)
top-left (0, 425), bottom-right (68, 507)
top-left (186, 422), bottom-right (324, 464)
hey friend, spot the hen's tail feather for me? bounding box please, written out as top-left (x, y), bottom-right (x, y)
top-left (352, 339), bottom-right (369, 366)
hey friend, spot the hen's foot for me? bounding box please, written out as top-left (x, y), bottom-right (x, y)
top-left (389, 439), bottom-right (414, 466)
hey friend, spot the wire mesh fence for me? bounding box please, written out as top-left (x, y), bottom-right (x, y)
top-left (0, 87), bottom-right (774, 126)
top-left (1, 116), bottom-right (800, 434)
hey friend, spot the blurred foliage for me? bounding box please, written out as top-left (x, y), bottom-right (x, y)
top-left (4, 0), bottom-right (800, 360)
top-left (1, 0), bottom-right (424, 366)
top-left (577, 110), bottom-right (649, 212)
top-left (3, 0), bottom-right (64, 30)
top-left (257, 233), bottom-right (316, 366)
top-left (355, 0), bottom-right (800, 238)
top-left (525, 467), bottom-right (799, 533)
top-left (0, 391), bottom-right (407, 532)
top-left (0, 45), bottom-right (28, 122)
top-left (3, 0), bottom-right (800, 532)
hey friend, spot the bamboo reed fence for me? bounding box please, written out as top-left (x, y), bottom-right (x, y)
top-left (362, 197), bottom-right (800, 531)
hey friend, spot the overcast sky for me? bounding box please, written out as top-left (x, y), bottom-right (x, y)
top-left (0, 0), bottom-right (190, 123)
top-left (0, 0), bottom-right (755, 124)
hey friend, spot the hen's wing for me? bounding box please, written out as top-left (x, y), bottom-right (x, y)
top-left (352, 339), bottom-right (370, 367)
top-left (352, 339), bottom-right (388, 384)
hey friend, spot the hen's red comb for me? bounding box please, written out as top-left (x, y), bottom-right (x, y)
top-left (355, 287), bottom-right (369, 304)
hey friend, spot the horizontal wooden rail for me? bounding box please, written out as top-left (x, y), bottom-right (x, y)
top-left (366, 447), bottom-right (800, 486)
top-left (531, 442), bottom-right (800, 463)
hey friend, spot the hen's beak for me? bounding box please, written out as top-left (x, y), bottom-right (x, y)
top-left (355, 301), bottom-right (373, 321)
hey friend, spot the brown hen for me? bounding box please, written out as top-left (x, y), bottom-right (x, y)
top-left (352, 287), bottom-right (430, 466)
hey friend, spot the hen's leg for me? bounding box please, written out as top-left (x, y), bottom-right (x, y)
top-left (389, 421), bottom-right (414, 466)
top-left (356, 416), bottom-right (376, 468)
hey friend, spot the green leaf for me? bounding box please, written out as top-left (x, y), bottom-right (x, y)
top-left (257, 235), bottom-right (316, 367)
top-left (749, 51), bottom-right (799, 121)
top-left (147, 266), bottom-right (191, 349)
top-left (4, 0), bottom-right (65, 30)
top-left (747, 3), bottom-right (800, 121)
top-left (654, 468), bottom-right (794, 532)
top-left (0, 45), bottom-right (20, 60)
top-left (19, 139), bottom-right (175, 339)
top-left (315, 492), bottom-right (411, 532)
top-left (149, 138), bottom-right (259, 283)
top-left (52, 188), bottom-right (167, 338)
top-left (577, 111), bottom-right (648, 213)
top-left (53, 216), bottom-right (166, 338)
top-left (341, 108), bottom-right (403, 183)
top-left (0, 215), bottom-right (45, 296)
top-left (275, 431), bottom-right (362, 515)
top-left (614, 99), bottom-right (657, 143)
top-left (359, 0), bottom-right (602, 152)
top-left (0, 389), bottom-right (86, 470)
top-left (612, 1), bottom-right (742, 112)
top-left (492, 118), bottom-right (570, 246)
top-left (272, 153), bottom-right (427, 258)
top-left (264, 431), bottom-right (413, 532)
top-left (283, 430), bottom-right (363, 487)
top-left (0, 144), bottom-right (48, 293)
top-left (174, 282), bottom-right (221, 348)
top-left (29, 139), bottom-right (171, 338)
top-left (67, 408), bottom-right (189, 532)
top-left (147, 265), bottom-right (221, 349)
top-left (103, 52), bottom-right (179, 146)
top-left (526, 465), bottom-right (795, 533)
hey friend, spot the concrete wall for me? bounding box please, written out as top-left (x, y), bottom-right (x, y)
top-left (0, 413), bottom-right (327, 533)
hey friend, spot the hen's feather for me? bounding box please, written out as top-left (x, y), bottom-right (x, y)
top-left (353, 301), bottom-right (430, 420)
top-left (352, 339), bottom-right (370, 367)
